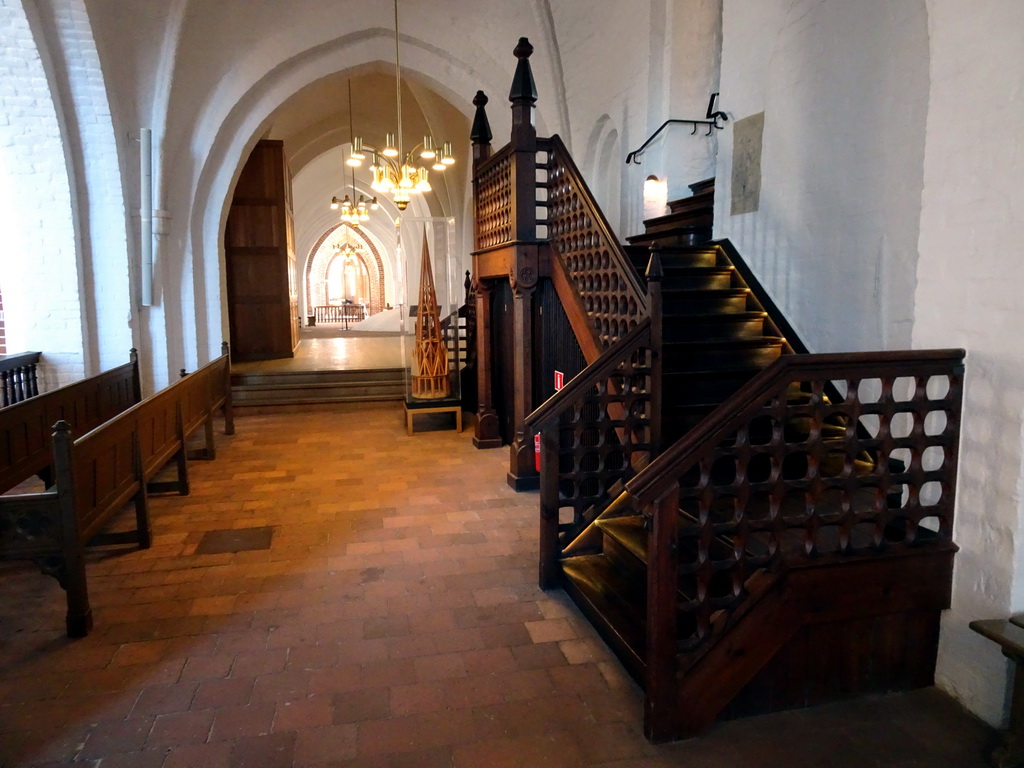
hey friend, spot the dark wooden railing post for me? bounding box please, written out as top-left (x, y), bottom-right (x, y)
top-left (647, 245), bottom-right (664, 457)
top-left (506, 37), bottom-right (541, 489)
top-left (129, 347), bottom-right (142, 402)
top-left (221, 341), bottom-right (235, 435)
top-left (471, 90), bottom-right (493, 253)
top-left (538, 420), bottom-right (561, 589)
top-left (470, 90), bottom-right (503, 449)
top-left (472, 279), bottom-right (501, 448)
top-left (508, 271), bottom-right (538, 489)
top-left (645, 485), bottom-right (680, 742)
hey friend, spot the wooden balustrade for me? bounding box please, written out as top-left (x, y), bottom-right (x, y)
top-left (0, 351), bottom-right (42, 407)
top-left (473, 144), bottom-right (514, 251)
top-left (544, 136), bottom-right (647, 348)
top-left (314, 304), bottom-right (366, 326)
top-left (525, 319), bottom-right (656, 588)
top-left (627, 348), bottom-right (966, 651)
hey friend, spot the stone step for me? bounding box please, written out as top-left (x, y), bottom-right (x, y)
top-left (231, 368), bottom-right (406, 406)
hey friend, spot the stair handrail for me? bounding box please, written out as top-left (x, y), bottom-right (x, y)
top-left (525, 317), bottom-right (651, 433)
top-left (628, 348), bottom-right (965, 503)
top-left (623, 346), bottom-right (965, 650)
top-left (525, 317), bottom-right (657, 587)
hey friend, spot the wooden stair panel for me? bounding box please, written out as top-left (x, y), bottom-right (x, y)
top-left (561, 554), bottom-right (647, 681)
top-left (661, 547), bottom-right (955, 742)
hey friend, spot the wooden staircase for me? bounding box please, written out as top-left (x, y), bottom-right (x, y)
top-left (527, 183), bottom-right (965, 741)
top-left (470, 40), bottom-right (965, 744)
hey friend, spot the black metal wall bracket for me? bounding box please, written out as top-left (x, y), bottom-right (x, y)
top-left (625, 93), bottom-right (728, 165)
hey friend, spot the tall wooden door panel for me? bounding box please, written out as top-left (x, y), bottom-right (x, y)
top-left (225, 140), bottom-right (299, 361)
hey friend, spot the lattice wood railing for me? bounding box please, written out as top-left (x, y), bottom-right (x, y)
top-left (525, 318), bottom-right (658, 587)
top-left (624, 348), bottom-right (965, 651)
top-left (473, 144), bottom-right (514, 250)
top-left (543, 136), bottom-right (646, 348)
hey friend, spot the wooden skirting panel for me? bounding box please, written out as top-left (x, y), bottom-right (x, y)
top-left (662, 546), bottom-right (955, 741)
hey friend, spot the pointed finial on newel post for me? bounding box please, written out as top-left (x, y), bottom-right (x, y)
top-left (509, 37), bottom-right (537, 149)
top-left (471, 91), bottom-right (493, 166)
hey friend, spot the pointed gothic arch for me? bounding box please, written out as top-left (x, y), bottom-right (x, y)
top-left (305, 222), bottom-right (386, 316)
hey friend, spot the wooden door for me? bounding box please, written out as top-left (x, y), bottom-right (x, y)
top-left (225, 140), bottom-right (299, 361)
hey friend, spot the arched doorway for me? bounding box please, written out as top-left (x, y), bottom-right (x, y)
top-left (305, 222), bottom-right (386, 317)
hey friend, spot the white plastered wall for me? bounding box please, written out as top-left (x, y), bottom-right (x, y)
top-left (716, 0), bottom-right (1024, 727)
top-left (916, 0), bottom-right (1024, 728)
top-left (715, 0), bottom-right (928, 354)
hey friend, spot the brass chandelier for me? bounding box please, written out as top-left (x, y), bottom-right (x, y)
top-left (332, 81), bottom-right (378, 226)
top-left (342, 0), bottom-right (454, 211)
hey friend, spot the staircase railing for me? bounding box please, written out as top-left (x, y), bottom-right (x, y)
top-left (621, 348), bottom-right (965, 653)
top-left (542, 135), bottom-right (647, 349)
top-left (525, 317), bottom-right (657, 587)
top-left (0, 351), bottom-right (42, 407)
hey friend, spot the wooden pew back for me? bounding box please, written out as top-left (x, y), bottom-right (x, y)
top-left (0, 352), bottom-right (140, 494)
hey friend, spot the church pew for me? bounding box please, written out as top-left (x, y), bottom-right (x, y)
top-left (0, 347), bottom-right (235, 637)
top-left (0, 350), bottom-right (141, 495)
top-left (179, 342), bottom-right (235, 461)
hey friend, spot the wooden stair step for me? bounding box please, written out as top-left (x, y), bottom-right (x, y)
top-left (662, 338), bottom-right (785, 370)
top-left (662, 312), bottom-right (767, 341)
top-left (561, 554), bottom-right (647, 680)
top-left (624, 245), bottom-right (719, 271)
top-left (597, 515), bottom-right (647, 565)
top-left (648, 266), bottom-right (734, 290)
top-left (661, 288), bottom-right (750, 315)
top-left (641, 210), bottom-right (712, 235)
top-left (626, 227), bottom-right (710, 248)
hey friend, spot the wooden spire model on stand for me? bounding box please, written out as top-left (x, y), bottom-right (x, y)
top-left (411, 231), bottom-right (450, 399)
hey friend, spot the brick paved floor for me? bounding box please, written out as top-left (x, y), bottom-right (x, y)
top-left (0, 404), bottom-right (997, 767)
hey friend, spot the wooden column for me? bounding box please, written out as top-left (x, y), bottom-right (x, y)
top-left (507, 261), bottom-right (538, 489)
top-left (505, 37), bottom-right (540, 490)
top-left (470, 91), bottom-right (502, 449)
top-left (473, 279), bottom-right (501, 448)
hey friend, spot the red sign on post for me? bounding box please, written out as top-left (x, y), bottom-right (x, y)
top-left (554, 371), bottom-right (564, 391)
top-left (534, 432), bottom-right (541, 472)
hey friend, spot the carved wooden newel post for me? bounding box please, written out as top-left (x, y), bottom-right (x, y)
top-left (506, 37), bottom-right (541, 490)
top-left (470, 91), bottom-right (502, 448)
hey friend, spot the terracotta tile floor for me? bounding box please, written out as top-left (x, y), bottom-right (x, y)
top-left (0, 404), bottom-right (996, 767)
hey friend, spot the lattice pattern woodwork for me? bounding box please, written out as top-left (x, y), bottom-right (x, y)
top-left (553, 344), bottom-right (655, 534)
top-left (546, 142), bottom-right (644, 347)
top-left (473, 147), bottom-right (513, 250)
top-left (641, 355), bottom-right (964, 650)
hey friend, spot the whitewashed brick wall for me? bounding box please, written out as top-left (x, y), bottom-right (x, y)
top-left (0, 0), bottom-right (84, 389)
top-left (46, 0), bottom-right (133, 373)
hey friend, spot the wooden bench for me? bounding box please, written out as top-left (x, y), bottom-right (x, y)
top-left (0, 346), bottom-right (234, 637)
top-left (970, 614), bottom-right (1024, 767)
top-left (0, 350), bottom-right (141, 494)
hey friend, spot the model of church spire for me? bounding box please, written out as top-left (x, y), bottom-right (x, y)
top-left (411, 231), bottom-right (449, 399)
